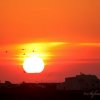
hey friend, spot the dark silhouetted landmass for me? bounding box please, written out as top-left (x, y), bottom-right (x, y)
top-left (0, 74), bottom-right (100, 100)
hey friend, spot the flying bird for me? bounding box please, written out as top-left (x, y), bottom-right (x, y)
top-left (5, 50), bottom-right (8, 53)
top-left (22, 49), bottom-right (25, 50)
top-left (33, 50), bottom-right (34, 52)
top-left (23, 53), bottom-right (26, 55)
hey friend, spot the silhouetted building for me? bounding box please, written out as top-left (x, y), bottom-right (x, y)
top-left (57, 74), bottom-right (100, 91)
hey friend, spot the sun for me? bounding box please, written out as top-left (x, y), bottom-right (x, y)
top-left (23, 55), bottom-right (44, 73)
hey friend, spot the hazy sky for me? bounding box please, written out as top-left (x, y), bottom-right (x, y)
top-left (0, 0), bottom-right (100, 83)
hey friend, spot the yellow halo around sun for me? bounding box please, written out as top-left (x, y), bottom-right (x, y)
top-left (23, 55), bottom-right (44, 73)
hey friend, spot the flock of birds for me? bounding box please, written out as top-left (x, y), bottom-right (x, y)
top-left (2, 49), bottom-right (35, 56)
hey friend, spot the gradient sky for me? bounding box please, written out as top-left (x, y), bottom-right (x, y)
top-left (0, 0), bottom-right (100, 83)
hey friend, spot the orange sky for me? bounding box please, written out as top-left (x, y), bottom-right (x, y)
top-left (0, 0), bottom-right (100, 83)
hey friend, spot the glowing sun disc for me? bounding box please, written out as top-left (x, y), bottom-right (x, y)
top-left (23, 55), bottom-right (44, 73)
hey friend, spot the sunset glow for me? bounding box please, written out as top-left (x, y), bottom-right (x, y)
top-left (0, 0), bottom-right (100, 83)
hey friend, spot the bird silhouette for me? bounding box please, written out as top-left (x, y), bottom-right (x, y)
top-left (23, 53), bottom-right (26, 55)
top-left (33, 50), bottom-right (34, 52)
top-left (5, 50), bottom-right (8, 53)
top-left (22, 49), bottom-right (25, 50)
